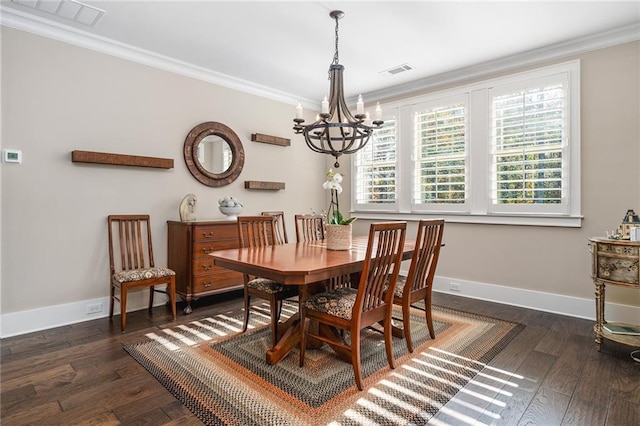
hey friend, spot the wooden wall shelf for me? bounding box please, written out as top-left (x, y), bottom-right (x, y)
top-left (251, 133), bottom-right (290, 147)
top-left (244, 181), bottom-right (285, 190)
top-left (71, 150), bottom-right (174, 169)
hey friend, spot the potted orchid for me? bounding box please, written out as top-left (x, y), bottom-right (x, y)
top-left (323, 169), bottom-right (355, 250)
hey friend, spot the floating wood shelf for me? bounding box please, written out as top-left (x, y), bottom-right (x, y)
top-left (244, 181), bottom-right (285, 190)
top-left (71, 150), bottom-right (174, 169)
top-left (251, 133), bottom-right (290, 147)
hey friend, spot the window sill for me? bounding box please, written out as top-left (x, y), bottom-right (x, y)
top-left (352, 211), bottom-right (583, 227)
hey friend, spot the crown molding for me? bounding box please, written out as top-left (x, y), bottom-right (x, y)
top-left (2, 5), bottom-right (637, 109)
top-left (0, 5), bottom-right (317, 109)
top-left (358, 23), bottom-right (640, 103)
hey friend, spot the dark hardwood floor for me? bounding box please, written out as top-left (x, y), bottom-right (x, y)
top-left (1, 291), bottom-right (638, 425)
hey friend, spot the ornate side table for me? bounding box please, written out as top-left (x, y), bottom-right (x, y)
top-left (589, 238), bottom-right (640, 353)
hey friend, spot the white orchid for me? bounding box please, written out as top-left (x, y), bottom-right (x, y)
top-left (322, 169), bottom-right (356, 225)
top-left (322, 169), bottom-right (343, 194)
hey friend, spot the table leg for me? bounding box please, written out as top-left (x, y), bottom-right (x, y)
top-left (265, 285), bottom-right (322, 365)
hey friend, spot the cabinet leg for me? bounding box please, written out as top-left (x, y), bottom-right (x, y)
top-left (183, 303), bottom-right (193, 315)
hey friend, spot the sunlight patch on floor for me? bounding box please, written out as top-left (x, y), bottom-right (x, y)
top-left (144, 332), bottom-right (180, 351)
top-left (176, 324), bottom-right (212, 341)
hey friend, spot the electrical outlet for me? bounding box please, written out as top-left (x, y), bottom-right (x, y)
top-left (87, 302), bottom-right (103, 314)
top-left (449, 282), bottom-right (461, 292)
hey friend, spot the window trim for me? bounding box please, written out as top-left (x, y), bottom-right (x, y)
top-left (351, 60), bottom-right (582, 227)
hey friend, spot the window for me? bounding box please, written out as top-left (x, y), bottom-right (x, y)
top-left (412, 95), bottom-right (468, 212)
top-left (352, 61), bottom-right (581, 226)
top-left (490, 76), bottom-right (568, 214)
top-left (353, 109), bottom-right (398, 210)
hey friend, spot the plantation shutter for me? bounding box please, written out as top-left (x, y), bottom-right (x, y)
top-left (412, 98), bottom-right (467, 208)
top-left (490, 74), bottom-right (568, 213)
top-left (354, 112), bottom-right (397, 206)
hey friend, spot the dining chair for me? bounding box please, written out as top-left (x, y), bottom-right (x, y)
top-left (261, 211), bottom-right (288, 244)
top-left (237, 216), bottom-right (298, 346)
top-left (299, 221), bottom-right (407, 391)
top-left (387, 219), bottom-right (444, 352)
top-left (294, 214), bottom-right (325, 243)
top-left (107, 214), bottom-right (177, 331)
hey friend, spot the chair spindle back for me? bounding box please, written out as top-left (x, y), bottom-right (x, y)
top-left (108, 215), bottom-right (154, 275)
top-left (294, 214), bottom-right (325, 243)
top-left (261, 211), bottom-right (288, 244)
top-left (238, 216), bottom-right (278, 249)
top-left (355, 222), bottom-right (407, 314)
top-left (406, 219), bottom-right (444, 293)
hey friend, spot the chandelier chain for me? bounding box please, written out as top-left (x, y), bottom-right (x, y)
top-left (332, 14), bottom-right (340, 65)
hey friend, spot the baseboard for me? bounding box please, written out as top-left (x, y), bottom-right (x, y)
top-left (1, 277), bottom-right (638, 338)
top-left (0, 290), bottom-right (170, 338)
top-left (432, 276), bottom-right (640, 324)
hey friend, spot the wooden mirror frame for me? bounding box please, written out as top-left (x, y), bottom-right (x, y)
top-left (184, 121), bottom-right (245, 187)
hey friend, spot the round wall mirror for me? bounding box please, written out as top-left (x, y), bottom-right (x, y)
top-left (183, 121), bottom-right (245, 187)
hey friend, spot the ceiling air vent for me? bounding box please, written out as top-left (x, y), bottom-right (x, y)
top-left (11, 0), bottom-right (105, 27)
top-left (380, 64), bottom-right (413, 76)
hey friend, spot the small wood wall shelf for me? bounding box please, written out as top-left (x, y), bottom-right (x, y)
top-left (71, 150), bottom-right (174, 169)
top-left (244, 181), bottom-right (285, 190)
top-left (251, 133), bottom-right (290, 147)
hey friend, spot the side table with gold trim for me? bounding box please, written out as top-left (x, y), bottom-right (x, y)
top-left (588, 238), bottom-right (640, 357)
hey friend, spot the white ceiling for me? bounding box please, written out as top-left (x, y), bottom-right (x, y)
top-left (2, 1), bottom-right (639, 108)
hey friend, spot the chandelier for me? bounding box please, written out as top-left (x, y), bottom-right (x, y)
top-left (293, 10), bottom-right (383, 168)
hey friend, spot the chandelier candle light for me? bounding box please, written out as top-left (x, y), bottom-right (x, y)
top-left (293, 10), bottom-right (384, 168)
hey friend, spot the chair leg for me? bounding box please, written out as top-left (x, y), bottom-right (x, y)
top-left (242, 290), bottom-right (251, 333)
top-left (351, 328), bottom-right (363, 391)
top-left (384, 309), bottom-right (396, 370)
top-left (148, 285), bottom-right (154, 313)
top-left (120, 286), bottom-right (127, 332)
top-left (169, 277), bottom-right (177, 320)
top-left (109, 284), bottom-right (115, 318)
top-left (403, 301), bottom-right (414, 353)
top-left (425, 294), bottom-right (435, 339)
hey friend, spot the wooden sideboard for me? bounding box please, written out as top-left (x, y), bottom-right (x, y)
top-left (168, 220), bottom-right (244, 314)
top-left (588, 238), bottom-right (640, 351)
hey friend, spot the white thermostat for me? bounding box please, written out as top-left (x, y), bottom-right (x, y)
top-left (2, 149), bottom-right (22, 164)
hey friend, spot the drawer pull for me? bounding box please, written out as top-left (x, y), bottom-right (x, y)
top-left (202, 264), bottom-right (212, 271)
top-left (202, 281), bottom-right (213, 287)
top-left (202, 232), bottom-right (215, 238)
top-left (202, 247), bottom-right (214, 254)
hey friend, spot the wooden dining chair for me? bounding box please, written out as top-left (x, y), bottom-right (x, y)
top-left (387, 219), bottom-right (444, 352)
top-left (237, 216), bottom-right (298, 346)
top-left (294, 214), bottom-right (325, 243)
top-left (261, 211), bottom-right (288, 244)
top-left (299, 221), bottom-right (407, 391)
top-left (107, 214), bottom-right (177, 331)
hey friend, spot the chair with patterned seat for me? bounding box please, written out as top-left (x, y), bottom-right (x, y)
top-left (387, 219), bottom-right (444, 352)
top-left (299, 221), bottom-right (407, 391)
top-left (238, 215), bottom-right (298, 346)
top-left (108, 214), bottom-right (177, 331)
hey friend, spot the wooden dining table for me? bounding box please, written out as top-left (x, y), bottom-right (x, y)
top-left (210, 236), bottom-right (415, 364)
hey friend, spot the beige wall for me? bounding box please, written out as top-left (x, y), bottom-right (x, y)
top-left (1, 27), bottom-right (638, 332)
top-left (351, 41), bottom-right (640, 307)
top-left (0, 27), bottom-right (326, 314)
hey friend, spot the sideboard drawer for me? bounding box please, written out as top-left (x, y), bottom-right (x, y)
top-left (193, 224), bottom-right (238, 242)
top-left (193, 239), bottom-right (240, 257)
top-left (193, 271), bottom-right (243, 293)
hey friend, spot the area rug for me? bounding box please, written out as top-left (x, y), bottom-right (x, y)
top-left (125, 302), bottom-right (523, 425)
